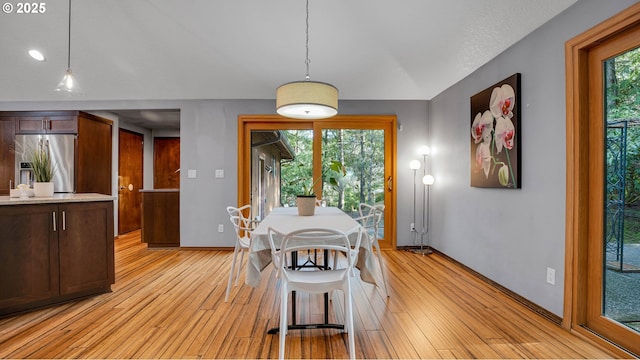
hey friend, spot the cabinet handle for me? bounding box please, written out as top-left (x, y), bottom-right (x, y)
top-left (62, 211), bottom-right (66, 231)
top-left (52, 212), bottom-right (56, 232)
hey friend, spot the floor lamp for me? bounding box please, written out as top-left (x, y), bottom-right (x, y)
top-left (412, 146), bottom-right (434, 255)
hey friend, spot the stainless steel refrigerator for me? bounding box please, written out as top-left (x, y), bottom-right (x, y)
top-left (15, 134), bottom-right (76, 193)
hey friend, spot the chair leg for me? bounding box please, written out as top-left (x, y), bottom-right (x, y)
top-left (235, 247), bottom-right (245, 285)
top-left (345, 280), bottom-right (356, 360)
top-left (373, 241), bottom-right (390, 297)
top-left (224, 245), bottom-right (240, 302)
top-left (279, 285), bottom-right (288, 360)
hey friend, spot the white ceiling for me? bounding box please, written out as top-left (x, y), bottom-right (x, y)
top-left (1, 0), bottom-right (578, 104)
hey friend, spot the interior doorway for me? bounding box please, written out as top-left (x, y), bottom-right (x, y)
top-left (118, 129), bottom-right (144, 234)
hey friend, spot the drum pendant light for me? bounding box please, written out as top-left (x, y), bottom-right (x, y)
top-left (276, 0), bottom-right (338, 119)
top-left (54, 0), bottom-right (82, 94)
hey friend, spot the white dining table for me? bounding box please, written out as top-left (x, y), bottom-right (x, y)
top-left (245, 206), bottom-right (377, 288)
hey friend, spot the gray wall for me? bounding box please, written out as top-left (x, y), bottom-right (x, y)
top-left (428, 0), bottom-right (637, 316)
top-left (178, 99), bottom-right (429, 248)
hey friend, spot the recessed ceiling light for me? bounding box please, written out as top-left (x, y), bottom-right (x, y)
top-left (28, 49), bottom-right (45, 61)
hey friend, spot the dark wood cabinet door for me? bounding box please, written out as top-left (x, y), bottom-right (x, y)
top-left (141, 191), bottom-right (179, 247)
top-left (58, 202), bottom-right (114, 295)
top-left (14, 112), bottom-right (78, 134)
top-left (77, 114), bottom-right (112, 194)
top-left (153, 137), bottom-right (180, 189)
top-left (0, 116), bottom-right (15, 195)
top-left (0, 204), bottom-right (59, 312)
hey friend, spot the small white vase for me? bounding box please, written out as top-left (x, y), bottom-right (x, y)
top-left (33, 182), bottom-right (54, 197)
top-left (296, 195), bottom-right (317, 216)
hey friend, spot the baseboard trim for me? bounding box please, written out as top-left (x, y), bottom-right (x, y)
top-left (398, 245), bottom-right (563, 326)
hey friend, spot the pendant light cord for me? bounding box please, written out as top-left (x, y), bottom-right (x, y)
top-left (66, 0), bottom-right (72, 69)
top-left (304, 0), bottom-right (310, 81)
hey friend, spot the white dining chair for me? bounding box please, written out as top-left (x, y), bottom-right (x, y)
top-left (357, 203), bottom-right (389, 297)
top-left (331, 203), bottom-right (388, 297)
top-left (225, 204), bottom-right (255, 302)
top-left (268, 226), bottom-right (363, 360)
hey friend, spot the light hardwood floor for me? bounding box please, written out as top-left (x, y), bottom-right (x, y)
top-left (0, 230), bottom-right (619, 359)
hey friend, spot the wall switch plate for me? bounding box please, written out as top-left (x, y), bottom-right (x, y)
top-left (410, 223), bottom-right (416, 232)
top-left (215, 169), bottom-right (224, 178)
top-left (187, 169), bottom-right (197, 179)
top-left (218, 224), bottom-right (224, 233)
top-left (546, 267), bottom-right (556, 285)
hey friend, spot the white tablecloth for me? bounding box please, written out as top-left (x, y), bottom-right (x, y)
top-left (245, 206), bottom-right (377, 287)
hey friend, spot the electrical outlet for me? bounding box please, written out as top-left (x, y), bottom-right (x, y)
top-left (410, 222), bottom-right (416, 232)
top-left (546, 267), bottom-right (556, 285)
top-left (218, 224), bottom-right (224, 233)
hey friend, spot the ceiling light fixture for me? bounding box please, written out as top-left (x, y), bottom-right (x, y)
top-left (54, 0), bottom-right (81, 94)
top-left (276, 0), bottom-right (337, 119)
top-left (28, 49), bottom-right (45, 61)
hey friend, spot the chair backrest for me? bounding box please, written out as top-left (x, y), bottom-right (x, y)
top-left (226, 205), bottom-right (254, 239)
top-left (357, 203), bottom-right (384, 238)
top-left (268, 226), bottom-right (363, 278)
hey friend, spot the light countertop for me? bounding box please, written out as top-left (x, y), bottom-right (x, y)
top-left (0, 193), bottom-right (116, 206)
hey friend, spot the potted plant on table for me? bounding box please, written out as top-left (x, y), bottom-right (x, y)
top-left (295, 160), bottom-right (346, 216)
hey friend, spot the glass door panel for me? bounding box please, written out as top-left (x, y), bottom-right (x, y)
top-left (240, 115), bottom-right (396, 248)
top-left (603, 46), bottom-right (640, 335)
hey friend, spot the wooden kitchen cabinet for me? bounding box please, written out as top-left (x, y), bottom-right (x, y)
top-left (59, 201), bottom-right (115, 295)
top-left (0, 199), bottom-right (114, 316)
top-left (76, 113), bottom-right (113, 195)
top-left (14, 111), bottom-right (78, 134)
top-left (0, 110), bottom-right (113, 196)
top-left (141, 190), bottom-right (180, 247)
top-left (0, 116), bottom-right (15, 195)
top-left (0, 204), bottom-right (59, 311)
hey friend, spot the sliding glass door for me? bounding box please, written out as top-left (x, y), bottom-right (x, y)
top-left (238, 115), bottom-right (396, 248)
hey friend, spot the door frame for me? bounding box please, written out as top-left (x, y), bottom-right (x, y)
top-left (238, 114), bottom-right (397, 248)
top-left (565, 2), bottom-right (640, 356)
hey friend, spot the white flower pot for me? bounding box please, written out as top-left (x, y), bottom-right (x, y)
top-left (33, 182), bottom-right (54, 197)
top-left (296, 195), bottom-right (317, 216)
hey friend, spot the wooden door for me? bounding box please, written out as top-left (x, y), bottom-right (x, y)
top-left (566, 3), bottom-right (640, 356)
top-left (238, 115), bottom-right (397, 248)
top-left (118, 129), bottom-right (143, 234)
top-left (153, 137), bottom-right (180, 189)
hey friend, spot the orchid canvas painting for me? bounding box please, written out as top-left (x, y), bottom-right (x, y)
top-left (470, 73), bottom-right (521, 188)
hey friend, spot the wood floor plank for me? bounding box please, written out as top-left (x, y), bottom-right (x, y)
top-left (0, 230), bottom-right (621, 359)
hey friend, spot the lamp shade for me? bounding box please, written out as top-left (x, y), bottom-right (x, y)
top-left (417, 145), bottom-right (431, 156)
top-left (54, 68), bottom-right (82, 94)
top-left (409, 160), bottom-right (421, 170)
top-left (276, 80), bottom-right (338, 119)
top-left (423, 174), bottom-right (435, 186)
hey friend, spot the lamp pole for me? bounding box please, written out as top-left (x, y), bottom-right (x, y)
top-left (412, 146), bottom-right (433, 255)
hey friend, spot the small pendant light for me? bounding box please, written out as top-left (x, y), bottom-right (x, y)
top-left (54, 0), bottom-right (82, 94)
